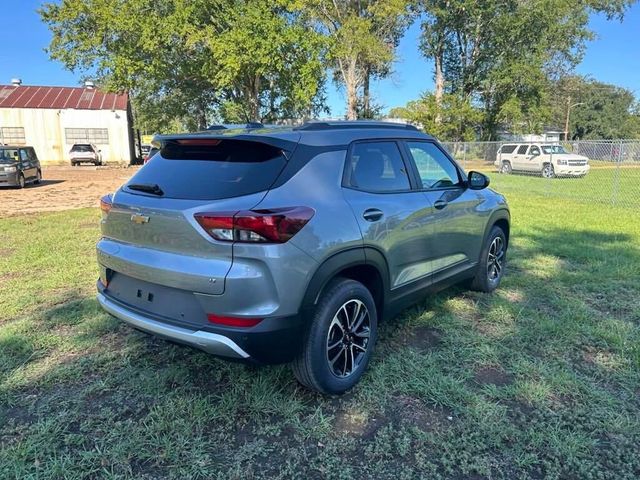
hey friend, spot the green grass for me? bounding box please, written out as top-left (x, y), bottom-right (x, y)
top-left (1, 179), bottom-right (639, 479)
top-left (480, 165), bottom-right (640, 208)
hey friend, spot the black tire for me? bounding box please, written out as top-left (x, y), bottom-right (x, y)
top-left (500, 161), bottom-right (512, 174)
top-left (16, 174), bottom-right (25, 189)
top-left (469, 226), bottom-right (507, 293)
top-left (71, 162), bottom-right (77, 167)
top-left (34, 170), bottom-right (42, 185)
top-left (542, 163), bottom-right (555, 178)
top-left (293, 278), bottom-right (378, 395)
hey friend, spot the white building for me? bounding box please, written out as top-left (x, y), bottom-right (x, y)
top-left (0, 80), bottom-right (134, 165)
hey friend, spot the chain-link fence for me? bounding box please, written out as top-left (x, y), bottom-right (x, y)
top-left (441, 139), bottom-right (640, 208)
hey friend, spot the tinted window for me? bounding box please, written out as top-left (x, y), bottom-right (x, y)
top-left (19, 149), bottom-right (29, 162)
top-left (406, 142), bottom-right (461, 189)
top-left (348, 141), bottom-right (410, 192)
top-left (72, 144), bottom-right (93, 152)
top-left (499, 145), bottom-right (517, 154)
top-left (127, 139), bottom-right (288, 200)
top-left (517, 145), bottom-right (529, 154)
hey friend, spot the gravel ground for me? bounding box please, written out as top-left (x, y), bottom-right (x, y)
top-left (0, 165), bottom-right (139, 217)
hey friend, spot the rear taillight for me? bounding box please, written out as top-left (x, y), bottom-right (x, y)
top-left (194, 207), bottom-right (314, 243)
top-left (100, 194), bottom-right (113, 217)
top-left (207, 314), bottom-right (263, 328)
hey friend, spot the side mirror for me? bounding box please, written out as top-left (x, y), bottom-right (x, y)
top-left (468, 171), bottom-right (490, 190)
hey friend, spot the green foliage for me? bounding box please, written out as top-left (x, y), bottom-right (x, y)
top-left (416, 0), bottom-right (635, 139)
top-left (299, 0), bottom-right (414, 119)
top-left (390, 92), bottom-right (482, 140)
top-left (40, 0), bottom-right (327, 130)
top-left (550, 76), bottom-right (640, 139)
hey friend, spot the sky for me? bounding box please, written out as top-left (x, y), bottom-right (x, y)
top-left (1, 1), bottom-right (639, 117)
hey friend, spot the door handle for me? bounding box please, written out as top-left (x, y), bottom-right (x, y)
top-left (434, 200), bottom-right (448, 210)
top-left (362, 208), bottom-right (384, 222)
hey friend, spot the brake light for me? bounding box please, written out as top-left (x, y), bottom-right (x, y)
top-left (207, 314), bottom-right (263, 328)
top-left (194, 207), bottom-right (314, 243)
top-left (100, 194), bottom-right (113, 216)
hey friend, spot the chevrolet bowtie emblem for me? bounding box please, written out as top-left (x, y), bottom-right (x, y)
top-left (131, 214), bottom-right (150, 224)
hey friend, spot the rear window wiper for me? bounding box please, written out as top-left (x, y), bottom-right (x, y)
top-left (127, 183), bottom-right (164, 196)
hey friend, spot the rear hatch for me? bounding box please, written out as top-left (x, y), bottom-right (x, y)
top-left (100, 134), bottom-right (298, 302)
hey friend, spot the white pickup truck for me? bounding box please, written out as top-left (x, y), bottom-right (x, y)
top-left (495, 143), bottom-right (590, 178)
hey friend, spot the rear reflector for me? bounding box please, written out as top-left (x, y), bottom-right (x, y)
top-left (207, 314), bottom-right (263, 328)
top-left (100, 194), bottom-right (113, 216)
top-left (195, 206), bottom-right (314, 243)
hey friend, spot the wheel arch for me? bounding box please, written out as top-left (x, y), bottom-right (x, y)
top-left (483, 209), bottom-right (510, 249)
top-left (301, 247), bottom-right (390, 319)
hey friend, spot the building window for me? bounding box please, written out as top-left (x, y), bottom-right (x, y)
top-left (65, 128), bottom-right (109, 144)
top-left (1, 127), bottom-right (26, 145)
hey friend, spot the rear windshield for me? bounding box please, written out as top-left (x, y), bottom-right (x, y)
top-left (72, 144), bottom-right (93, 152)
top-left (125, 139), bottom-right (289, 200)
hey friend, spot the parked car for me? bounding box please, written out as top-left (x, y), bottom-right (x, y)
top-left (0, 146), bottom-right (42, 188)
top-left (70, 143), bottom-right (102, 166)
top-left (96, 121), bottom-right (510, 394)
top-left (495, 143), bottom-right (590, 178)
top-left (141, 144), bottom-right (151, 156)
top-left (143, 146), bottom-right (160, 164)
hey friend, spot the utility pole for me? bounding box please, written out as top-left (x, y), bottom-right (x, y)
top-left (564, 96), bottom-right (585, 141)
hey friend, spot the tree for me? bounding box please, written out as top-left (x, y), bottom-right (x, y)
top-left (299, 0), bottom-right (413, 119)
top-left (40, 0), bottom-right (327, 130)
top-left (550, 76), bottom-right (640, 139)
top-left (389, 92), bottom-right (483, 141)
top-left (417, 0), bottom-right (635, 138)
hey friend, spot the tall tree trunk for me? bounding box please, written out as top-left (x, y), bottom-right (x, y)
top-left (345, 60), bottom-right (359, 120)
top-left (434, 42), bottom-right (444, 125)
top-left (362, 65), bottom-right (371, 118)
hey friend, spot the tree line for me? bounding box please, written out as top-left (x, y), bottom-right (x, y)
top-left (40, 0), bottom-right (638, 140)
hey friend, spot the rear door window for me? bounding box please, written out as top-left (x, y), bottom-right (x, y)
top-left (517, 145), bottom-right (529, 154)
top-left (347, 141), bottom-right (411, 192)
top-left (126, 139), bottom-right (288, 200)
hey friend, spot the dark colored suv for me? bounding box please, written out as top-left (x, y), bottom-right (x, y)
top-left (96, 121), bottom-right (510, 394)
top-left (0, 146), bottom-right (42, 188)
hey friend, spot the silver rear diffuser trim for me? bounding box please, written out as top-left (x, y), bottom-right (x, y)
top-left (97, 293), bottom-right (250, 359)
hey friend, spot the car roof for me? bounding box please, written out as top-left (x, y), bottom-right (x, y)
top-left (154, 121), bottom-right (433, 149)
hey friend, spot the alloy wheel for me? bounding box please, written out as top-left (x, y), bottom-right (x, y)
top-left (326, 299), bottom-right (371, 378)
top-left (542, 164), bottom-right (554, 178)
top-left (487, 236), bottom-right (505, 282)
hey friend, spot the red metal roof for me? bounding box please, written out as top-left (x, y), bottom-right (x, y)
top-left (0, 85), bottom-right (128, 111)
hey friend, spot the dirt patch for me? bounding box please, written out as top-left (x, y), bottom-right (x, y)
top-left (400, 325), bottom-right (443, 352)
top-left (386, 395), bottom-right (454, 433)
top-left (473, 366), bottom-right (514, 387)
top-left (0, 166), bottom-right (139, 217)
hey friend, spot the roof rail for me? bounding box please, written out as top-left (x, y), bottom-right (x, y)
top-left (294, 121), bottom-right (419, 131)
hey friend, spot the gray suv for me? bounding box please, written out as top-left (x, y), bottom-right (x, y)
top-left (96, 122), bottom-right (510, 394)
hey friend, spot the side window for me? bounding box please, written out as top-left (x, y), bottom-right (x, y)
top-left (517, 145), bottom-right (529, 154)
top-left (406, 142), bottom-right (461, 189)
top-left (530, 146), bottom-right (540, 156)
top-left (349, 141), bottom-right (411, 192)
top-left (19, 149), bottom-right (29, 162)
top-left (499, 145), bottom-right (517, 154)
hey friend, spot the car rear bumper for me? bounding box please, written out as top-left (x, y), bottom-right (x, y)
top-left (97, 291), bottom-right (251, 359)
top-left (97, 280), bottom-right (307, 364)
